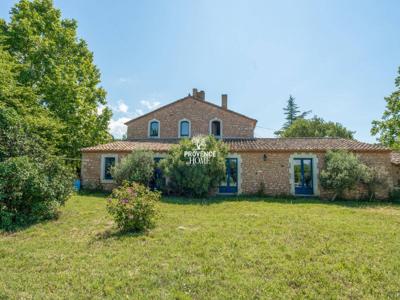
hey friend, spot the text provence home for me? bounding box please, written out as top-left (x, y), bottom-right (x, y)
top-left (184, 150), bottom-right (217, 165)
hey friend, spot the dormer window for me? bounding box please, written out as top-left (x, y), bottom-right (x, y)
top-left (148, 119), bottom-right (160, 138)
top-left (210, 119), bottom-right (222, 138)
top-left (179, 119), bottom-right (191, 138)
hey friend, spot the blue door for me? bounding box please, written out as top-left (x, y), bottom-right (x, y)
top-left (293, 158), bottom-right (313, 195)
top-left (219, 158), bottom-right (238, 193)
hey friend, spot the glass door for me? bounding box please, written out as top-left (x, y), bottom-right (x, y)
top-left (219, 158), bottom-right (238, 193)
top-left (293, 158), bottom-right (313, 195)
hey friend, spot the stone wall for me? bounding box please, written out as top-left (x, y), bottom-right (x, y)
top-left (81, 152), bottom-right (128, 191)
top-left (391, 164), bottom-right (400, 188)
top-left (127, 97), bottom-right (255, 139)
top-left (81, 150), bottom-right (394, 199)
top-left (239, 151), bottom-right (393, 200)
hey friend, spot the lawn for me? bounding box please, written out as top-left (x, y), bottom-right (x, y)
top-left (1, 194), bottom-right (400, 299)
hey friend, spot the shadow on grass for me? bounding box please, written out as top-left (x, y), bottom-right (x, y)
top-left (91, 227), bottom-right (149, 243)
top-left (0, 212), bottom-right (62, 235)
top-left (161, 194), bottom-right (400, 209)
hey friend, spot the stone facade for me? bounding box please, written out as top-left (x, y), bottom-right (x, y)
top-left (81, 89), bottom-right (396, 199)
top-left (82, 149), bottom-right (394, 199)
top-left (238, 151), bottom-right (392, 199)
top-left (126, 96), bottom-right (256, 139)
top-left (81, 152), bottom-right (126, 191)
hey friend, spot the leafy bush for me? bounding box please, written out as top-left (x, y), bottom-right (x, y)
top-left (111, 150), bottom-right (155, 186)
top-left (160, 135), bottom-right (228, 198)
top-left (320, 150), bottom-right (366, 200)
top-left (0, 156), bottom-right (74, 231)
top-left (361, 166), bottom-right (389, 200)
top-left (107, 182), bottom-right (161, 232)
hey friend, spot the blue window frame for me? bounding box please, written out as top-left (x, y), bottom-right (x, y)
top-left (103, 157), bottom-right (116, 180)
top-left (180, 120), bottom-right (190, 137)
top-left (211, 120), bottom-right (221, 137)
top-left (219, 158), bottom-right (238, 193)
top-left (293, 158), bottom-right (313, 195)
top-left (149, 121), bottom-right (159, 137)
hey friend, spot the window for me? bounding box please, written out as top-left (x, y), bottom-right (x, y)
top-left (148, 120), bottom-right (160, 138)
top-left (179, 119), bottom-right (190, 137)
top-left (101, 154), bottom-right (117, 182)
top-left (211, 120), bottom-right (221, 138)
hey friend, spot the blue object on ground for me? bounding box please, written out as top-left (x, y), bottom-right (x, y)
top-left (74, 179), bottom-right (81, 191)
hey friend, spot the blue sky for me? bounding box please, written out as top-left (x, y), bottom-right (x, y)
top-left (1, 0), bottom-right (400, 141)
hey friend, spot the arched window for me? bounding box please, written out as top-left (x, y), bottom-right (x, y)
top-left (179, 119), bottom-right (190, 137)
top-left (149, 120), bottom-right (160, 138)
top-left (210, 119), bottom-right (222, 138)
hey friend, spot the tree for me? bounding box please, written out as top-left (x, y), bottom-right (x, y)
top-left (275, 95), bottom-right (311, 135)
top-left (111, 151), bottom-right (155, 186)
top-left (360, 166), bottom-right (389, 201)
top-left (371, 66), bottom-right (400, 149)
top-left (320, 150), bottom-right (367, 200)
top-left (0, 45), bottom-right (62, 153)
top-left (279, 116), bottom-right (355, 139)
top-left (161, 135), bottom-right (228, 198)
top-left (1, 0), bottom-right (112, 162)
top-left (0, 107), bottom-right (73, 231)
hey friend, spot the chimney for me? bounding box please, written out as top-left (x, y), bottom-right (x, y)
top-left (192, 88), bottom-right (205, 101)
top-left (198, 90), bottom-right (205, 101)
top-left (221, 94), bottom-right (228, 109)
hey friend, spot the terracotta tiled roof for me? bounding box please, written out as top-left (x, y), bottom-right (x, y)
top-left (81, 140), bottom-right (178, 152)
top-left (225, 138), bottom-right (389, 152)
top-left (81, 138), bottom-right (389, 153)
top-left (391, 152), bottom-right (400, 165)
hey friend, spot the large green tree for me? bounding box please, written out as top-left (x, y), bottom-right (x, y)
top-left (280, 116), bottom-right (355, 139)
top-left (0, 43), bottom-right (62, 153)
top-left (371, 67), bottom-right (400, 149)
top-left (1, 0), bottom-right (112, 160)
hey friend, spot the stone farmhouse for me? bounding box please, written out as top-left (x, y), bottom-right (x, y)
top-left (81, 89), bottom-right (399, 199)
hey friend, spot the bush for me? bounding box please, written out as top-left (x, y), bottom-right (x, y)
top-left (320, 150), bottom-right (366, 200)
top-left (361, 166), bottom-right (389, 200)
top-left (107, 182), bottom-right (161, 232)
top-left (160, 135), bottom-right (228, 198)
top-left (111, 150), bottom-right (155, 186)
top-left (0, 156), bottom-right (74, 231)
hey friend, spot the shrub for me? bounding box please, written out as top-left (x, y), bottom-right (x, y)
top-left (0, 156), bottom-right (74, 231)
top-left (160, 135), bottom-right (228, 198)
top-left (320, 150), bottom-right (367, 201)
top-left (361, 166), bottom-right (389, 200)
top-left (107, 182), bottom-right (161, 232)
top-left (111, 150), bottom-right (155, 186)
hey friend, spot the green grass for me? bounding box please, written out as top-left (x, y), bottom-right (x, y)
top-left (1, 195), bottom-right (400, 299)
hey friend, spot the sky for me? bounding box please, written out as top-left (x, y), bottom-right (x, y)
top-left (1, 0), bottom-right (400, 142)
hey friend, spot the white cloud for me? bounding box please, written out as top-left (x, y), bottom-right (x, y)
top-left (117, 100), bottom-right (128, 113)
top-left (109, 117), bottom-right (130, 138)
top-left (140, 100), bottom-right (161, 110)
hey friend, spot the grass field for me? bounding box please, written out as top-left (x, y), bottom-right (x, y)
top-left (1, 194), bottom-right (400, 299)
